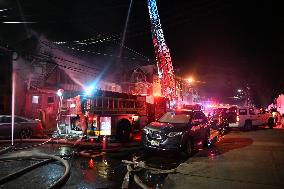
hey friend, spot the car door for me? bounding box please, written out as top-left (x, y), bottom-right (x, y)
top-left (255, 109), bottom-right (266, 125)
top-left (0, 116), bottom-right (12, 138)
top-left (249, 108), bottom-right (260, 126)
top-left (14, 116), bottom-right (29, 134)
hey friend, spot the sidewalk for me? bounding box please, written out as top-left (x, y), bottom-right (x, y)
top-left (163, 128), bottom-right (284, 189)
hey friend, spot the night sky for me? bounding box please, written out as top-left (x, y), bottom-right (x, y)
top-left (0, 0), bottom-right (283, 106)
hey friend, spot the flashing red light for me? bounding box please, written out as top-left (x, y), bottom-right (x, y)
top-left (90, 138), bottom-right (94, 142)
top-left (132, 133), bottom-right (141, 141)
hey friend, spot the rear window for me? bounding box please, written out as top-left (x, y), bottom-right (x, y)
top-left (158, 112), bottom-right (191, 124)
top-left (15, 117), bottom-right (27, 122)
top-left (239, 109), bottom-right (247, 115)
top-left (1, 116), bottom-right (11, 123)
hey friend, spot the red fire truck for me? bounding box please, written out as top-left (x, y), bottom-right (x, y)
top-left (58, 90), bottom-right (169, 141)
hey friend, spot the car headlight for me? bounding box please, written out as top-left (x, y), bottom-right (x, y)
top-left (167, 132), bottom-right (183, 137)
top-left (143, 128), bottom-right (149, 134)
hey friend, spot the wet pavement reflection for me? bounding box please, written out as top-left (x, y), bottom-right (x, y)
top-left (0, 127), bottom-right (224, 189)
top-left (0, 142), bottom-right (192, 189)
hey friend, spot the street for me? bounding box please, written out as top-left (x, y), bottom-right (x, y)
top-left (0, 137), bottom-right (188, 189)
top-left (0, 126), bottom-right (283, 188)
top-left (0, 1), bottom-right (282, 188)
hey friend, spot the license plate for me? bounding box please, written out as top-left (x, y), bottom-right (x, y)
top-left (150, 140), bottom-right (159, 146)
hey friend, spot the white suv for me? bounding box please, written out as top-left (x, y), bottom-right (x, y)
top-left (228, 107), bottom-right (274, 130)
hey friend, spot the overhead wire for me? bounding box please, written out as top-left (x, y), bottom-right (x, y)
top-left (52, 36), bottom-right (152, 64)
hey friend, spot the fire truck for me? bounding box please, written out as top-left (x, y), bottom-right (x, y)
top-left (58, 90), bottom-right (169, 141)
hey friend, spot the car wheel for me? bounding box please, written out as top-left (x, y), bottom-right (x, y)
top-left (19, 128), bottom-right (33, 139)
top-left (184, 138), bottom-right (194, 156)
top-left (203, 130), bottom-right (210, 148)
top-left (268, 117), bottom-right (274, 129)
top-left (142, 147), bottom-right (152, 158)
top-left (244, 120), bottom-right (252, 131)
top-left (116, 119), bottom-right (132, 142)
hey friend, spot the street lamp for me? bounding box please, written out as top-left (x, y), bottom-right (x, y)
top-left (187, 77), bottom-right (194, 83)
top-left (57, 89), bottom-right (64, 97)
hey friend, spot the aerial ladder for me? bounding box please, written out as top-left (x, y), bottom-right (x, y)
top-left (147, 0), bottom-right (176, 101)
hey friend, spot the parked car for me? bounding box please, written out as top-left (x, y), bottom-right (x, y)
top-left (209, 108), bottom-right (229, 131)
top-left (142, 110), bottom-right (210, 156)
top-left (0, 115), bottom-right (43, 139)
top-left (228, 107), bottom-right (274, 130)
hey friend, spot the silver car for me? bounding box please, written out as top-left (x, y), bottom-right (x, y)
top-left (0, 115), bottom-right (43, 139)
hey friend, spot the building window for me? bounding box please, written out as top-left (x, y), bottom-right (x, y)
top-left (47, 96), bottom-right (54, 104)
top-left (32, 96), bottom-right (39, 104)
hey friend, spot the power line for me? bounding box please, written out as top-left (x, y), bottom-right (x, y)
top-left (25, 52), bottom-right (98, 77)
top-left (39, 40), bottom-right (99, 71)
top-left (52, 34), bottom-right (153, 64)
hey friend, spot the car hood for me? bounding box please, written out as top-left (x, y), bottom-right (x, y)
top-left (145, 121), bottom-right (187, 132)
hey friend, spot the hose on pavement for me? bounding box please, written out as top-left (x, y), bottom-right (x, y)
top-left (0, 152), bottom-right (70, 189)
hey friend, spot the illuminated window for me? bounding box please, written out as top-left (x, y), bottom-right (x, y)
top-left (32, 96), bottom-right (39, 104)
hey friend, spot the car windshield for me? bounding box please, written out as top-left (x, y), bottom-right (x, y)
top-left (158, 111), bottom-right (192, 124)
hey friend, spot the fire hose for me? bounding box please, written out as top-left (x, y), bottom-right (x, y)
top-left (12, 138), bottom-right (53, 151)
top-left (121, 159), bottom-right (177, 189)
top-left (0, 146), bottom-right (13, 155)
top-left (0, 152), bottom-right (70, 189)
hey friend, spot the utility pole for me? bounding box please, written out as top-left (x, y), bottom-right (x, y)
top-left (245, 83), bottom-right (252, 106)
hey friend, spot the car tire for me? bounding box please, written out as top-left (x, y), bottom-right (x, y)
top-left (203, 130), bottom-right (210, 148)
top-left (268, 117), bottom-right (274, 129)
top-left (244, 120), bottom-right (252, 131)
top-left (19, 128), bottom-right (33, 139)
top-left (116, 119), bottom-right (132, 142)
top-left (142, 147), bottom-right (152, 158)
top-left (184, 138), bottom-right (194, 157)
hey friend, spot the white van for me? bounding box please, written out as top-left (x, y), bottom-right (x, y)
top-left (228, 107), bottom-right (274, 130)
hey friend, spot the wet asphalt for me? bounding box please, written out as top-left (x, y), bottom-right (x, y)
top-left (0, 140), bottom-right (192, 189)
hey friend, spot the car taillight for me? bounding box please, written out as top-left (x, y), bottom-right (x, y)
top-left (237, 115), bottom-right (240, 122)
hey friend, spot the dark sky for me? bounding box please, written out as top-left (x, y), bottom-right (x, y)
top-left (0, 0), bottom-right (283, 106)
